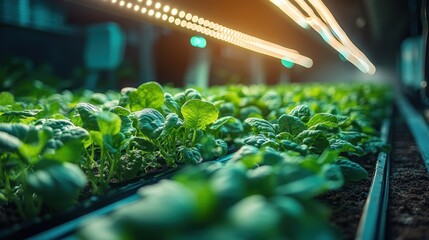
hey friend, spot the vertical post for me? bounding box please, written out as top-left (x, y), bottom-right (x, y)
top-left (249, 54), bottom-right (266, 84)
top-left (138, 23), bottom-right (158, 84)
top-left (184, 48), bottom-right (211, 88)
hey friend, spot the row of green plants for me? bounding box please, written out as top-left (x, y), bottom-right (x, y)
top-left (0, 81), bottom-right (391, 233)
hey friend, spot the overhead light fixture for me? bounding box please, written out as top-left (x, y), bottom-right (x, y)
top-left (95, 0), bottom-right (313, 68)
top-left (270, 0), bottom-right (376, 75)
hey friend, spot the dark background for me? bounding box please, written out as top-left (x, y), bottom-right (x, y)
top-left (0, 0), bottom-right (425, 88)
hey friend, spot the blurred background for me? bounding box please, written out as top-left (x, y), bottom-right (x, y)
top-left (0, 0), bottom-right (427, 103)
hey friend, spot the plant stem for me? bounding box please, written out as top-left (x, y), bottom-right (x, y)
top-left (106, 152), bottom-right (116, 183)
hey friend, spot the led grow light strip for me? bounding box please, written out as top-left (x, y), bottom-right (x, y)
top-left (308, 0), bottom-right (376, 74)
top-left (270, 0), bottom-right (376, 74)
top-left (101, 0), bottom-right (313, 68)
top-left (292, 0), bottom-right (374, 73)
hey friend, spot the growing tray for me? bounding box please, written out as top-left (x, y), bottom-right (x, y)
top-left (1, 123), bottom-right (393, 240)
top-left (0, 154), bottom-right (233, 240)
top-left (355, 118), bottom-right (391, 240)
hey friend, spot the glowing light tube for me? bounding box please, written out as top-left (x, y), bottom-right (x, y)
top-left (270, 0), bottom-right (376, 74)
top-left (308, 0), bottom-right (376, 74)
top-left (98, 0), bottom-right (313, 68)
top-left (269, 0), bottom-right (308, 28)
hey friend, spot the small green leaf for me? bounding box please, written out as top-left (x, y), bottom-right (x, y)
top-left (27, 161), bottom-right (87, 209)
top-left (181, 99), bottom-right (218, 130)
top-left (0, 91), bottom-right (15, 106)
top-left (290, 105), bottom-right (311, 122)
top-left (44, 140), bottom-right (83, 163)
top-left (244, 118), bottom-right (275, 135)
top-left (275, 175), bottom-right (325, 198)
top-left (329, 139), bottom-right (364, 155)
top-left (278, 114), bottom-right (306, 136)
top-left (129, 82), bottom-right (164, 111)
top-left (90, 131), bottom-right (104, 147)
top-left (0, 131), bottom-right (22, 152)
top-left (335, 158), bottom-right (368, 182)
top-left (76, 103), bottom-right (101, 131)
top-left (227, 195), bottom-right (280, 238)
top-left (295, 130), bottom-right (329, 154)
top-left (322, 164), bottom-right (344, 190)
top-left (135, 108), bottom-right (165, 139)
top-left (0, 110), bottom-right (42, 123)
top-left (262, 91), bottom-right (281, 110)
top-left (164, 93), bottom-right (180, 114)
top-left (307, 113), bottom-right (338, 130)
top-left (109, 106), bottom-right (131, 116)
top-left (96, 112), bottom-right (121, 135)
top-left (177, 146), bottom-right (203, 164)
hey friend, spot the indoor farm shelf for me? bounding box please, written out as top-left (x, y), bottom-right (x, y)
top-left (0, 79), bottom-right (393, 239)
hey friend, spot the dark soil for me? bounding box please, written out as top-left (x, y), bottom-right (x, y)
top-left (386, 116), bottom-right (429, 239)
top-left (319, 155), bottom-right (377, 240)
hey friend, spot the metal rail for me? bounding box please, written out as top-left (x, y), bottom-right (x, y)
top-left (397, 96), bottom-right (429, 172)
top-left (355, 118), bottom-right (391, 240)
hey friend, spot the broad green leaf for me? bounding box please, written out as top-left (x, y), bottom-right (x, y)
top-left (109, 106), bottom-right (131, 116)
top-left (279, 140), bottom-right (308, 155)
top-left (244, 134), bottom-right (270, 148)
top-left (160, 113), bottom-right (182, 138)
top-left (210, 116), bottom-right (244, 136)
top-left (307, 113), bottom-right (338, 130)
top-left (329, 139), bottom-right (364, 155)
top-left (181, 99), bottom-right (218, 130)
top-left (96, 112), bottom-right (121, 135)
top-left (239, 106), bottom-right (263, 120)
top-left (177, 146), bottom-right (203, 164)
top-left (118, 115), bottom-right (136, 137)
top-left (130, 137), bottom-right (156, 152)
top-left (34, 119), bottom-right (89, 144)
top-left (0, 110), bottom-right (42, 123)
top-left (135, 108), bottom-right (165, 139)
top-left (0, 91), bottom-right (14, 106)
top-left (244, 118), bottom-right (275, 135)
top-left (0, 131), bottom-right (22, 152)
top-left (334, 158), bottom-right (368, 182)
top-left (219, 102), bottom-right (236, 117)
top-left (164, 93), bottom-right (180, 114)
top-left (290, 105), bottom-right (311, 122)
top-left (90, 131), bottom-right (104, 147)
top-left (261, 91), bottom-right (281, 110)
top-left (232, 145), bottom-right (263, 168)
top-left (103, 133), bottom-right (126, 153)
top-left (317, 150), bottom-right (339, 164)
top-left (275, 175), bottom-right (325, 198)
top-left (0, 123), bottom-right (31, 140)
top-left (278, 114), bottom-right (306, 136)
top-left (295, 130), bottom-right (329, 154)
top-left (322, 164), bottom-right (344, 190)
top-left (227, 195), bottom-right (280, 238)
top-left (44, 140), bottom-right (83, 163)
top-left (337, 131), bottom-right (367, 145)
top-left (129, 82), bottom-right (164, 111)
top-left (197, 135), bottom-right (227, 160)
top-left (76, 103), bottom-right (101, 131)
top-left (210, 116), bottom-right (235, 131)
top-left (210, 164), bottom-right (248, 202)
top-left (26, 161), bottom-right (87, 208)
top-left (184, 88), bottom-right (202, 100)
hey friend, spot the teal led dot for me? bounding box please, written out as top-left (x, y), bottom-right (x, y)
top-left (190, 36), bottom-right (207, 48)
top-left (281, 58), bottom-right (295, 69)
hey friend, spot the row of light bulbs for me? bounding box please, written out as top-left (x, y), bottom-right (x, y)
top-left (270, 0), bottom-right (376, 75)
top-left (102, 0), bottom-right (314, 68)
